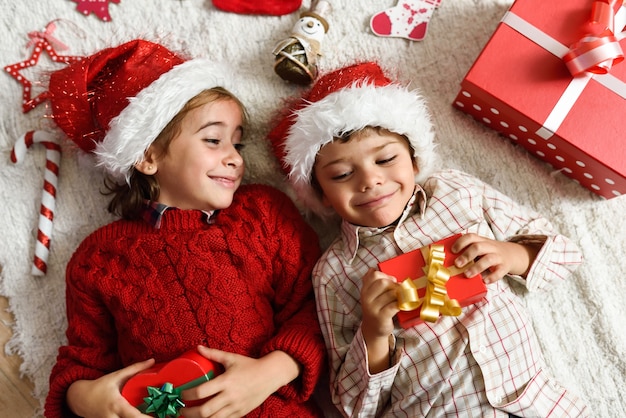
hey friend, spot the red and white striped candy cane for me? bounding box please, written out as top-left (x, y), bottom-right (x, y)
top-left (11, 130), bottom-right (62, 276)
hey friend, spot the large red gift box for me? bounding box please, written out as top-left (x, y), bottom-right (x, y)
top-left (378, 234), bottom-right (487, 329)
top-left (453, 0), bottom-right (626, 199)
top-left (122, 349), bottom-right (222, 417)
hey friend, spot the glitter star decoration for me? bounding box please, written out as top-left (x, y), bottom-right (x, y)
top-left (4, 21), bottom-right (83, 113)
top-left (72, 0), bottom-right (121, 22)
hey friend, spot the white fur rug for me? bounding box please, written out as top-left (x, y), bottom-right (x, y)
top-left (1, 1), bottom-right (624, 416)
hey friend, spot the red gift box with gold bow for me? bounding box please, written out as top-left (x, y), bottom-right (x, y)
top-left (378, 234), bottom-right (487, 329)
top-left (453, 0), bottom-right (626, 199)
top-left (121, 350), bottom-right (222, 418)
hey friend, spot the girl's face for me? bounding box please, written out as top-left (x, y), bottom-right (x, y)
top-left (150, 99), bottom-right (245, 211)
top-left (314, 129), bottom-right (418, 228)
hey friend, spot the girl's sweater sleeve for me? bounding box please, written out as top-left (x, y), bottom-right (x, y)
top-left (252, 185), bottom-right (326, 402)
top-left (44, 234), bottom-right (123, 418)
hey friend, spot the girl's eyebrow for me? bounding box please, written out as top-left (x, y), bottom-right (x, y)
top-left (195, 120), bottom-right (243, 135)
top-left (195, 120), bottom-right (221, 133)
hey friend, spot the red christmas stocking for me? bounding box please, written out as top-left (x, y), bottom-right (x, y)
top-left (212, 0), bottom-right (302, 16)
top-left (370, 0), bottom-right (442, 41)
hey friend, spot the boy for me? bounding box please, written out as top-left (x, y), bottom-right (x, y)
top-left (269, 62), bottom-right (588, 417)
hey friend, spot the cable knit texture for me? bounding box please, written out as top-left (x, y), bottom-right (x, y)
top-left (44, 184), bottom-right (325, 418)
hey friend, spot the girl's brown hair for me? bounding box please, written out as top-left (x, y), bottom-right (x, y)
top-left (103, 87), bottom-right (248, 220)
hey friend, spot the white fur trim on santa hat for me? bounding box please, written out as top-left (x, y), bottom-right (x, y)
top-left (284, 82), bottom-right (436, 217)
top-left (94, 59), bottom-right (239, 183)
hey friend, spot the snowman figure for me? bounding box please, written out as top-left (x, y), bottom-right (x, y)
top-left (272, 0), bottom-right (331, 85)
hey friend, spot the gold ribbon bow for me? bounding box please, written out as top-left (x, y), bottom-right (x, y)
top-left (396, 244), bottom-right (463, 323)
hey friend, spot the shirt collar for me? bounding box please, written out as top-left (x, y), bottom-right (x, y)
top-left (340, 185), bottom-right (428, 263)
top-left (142, 201), bottom-right (215, 229)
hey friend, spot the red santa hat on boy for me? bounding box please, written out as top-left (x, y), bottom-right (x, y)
top-left (268, 61), bottom-right (436, 217)
top-left (47, 39), bottom-right (240, 183)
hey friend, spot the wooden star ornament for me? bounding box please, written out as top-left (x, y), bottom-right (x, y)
top-left (72, 0), bottom-right (121, 22)
top-left (4, 21), bottom-right (83, 113)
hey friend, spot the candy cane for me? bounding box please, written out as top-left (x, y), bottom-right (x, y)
top-left (11, 130), bottom-right (61, 276)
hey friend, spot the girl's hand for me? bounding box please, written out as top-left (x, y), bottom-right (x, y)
top-left (452, 233), bottom-right (539, 283)
top-left (180, 346), bottom-right (300, 418)
top-left (66, 358), bottom-right (155, 418)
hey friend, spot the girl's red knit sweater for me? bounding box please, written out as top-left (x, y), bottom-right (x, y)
top-left (44, 184), bottom-right (325, 417)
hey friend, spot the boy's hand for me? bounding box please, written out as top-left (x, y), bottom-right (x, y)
top-left (66, 358), bottom-right (155, 418)
top-left (452, 233), bottom-right (539, 283)
top-left (360, 268), bottom-right (399, 373)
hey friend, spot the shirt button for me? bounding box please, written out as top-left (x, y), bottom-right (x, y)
top-left (479, 345), bottom-right (487, 354)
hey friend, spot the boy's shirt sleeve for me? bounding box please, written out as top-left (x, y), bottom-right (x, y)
top-left (313, 258), bottom-right (398, 417)
top-left (468, 171), bottom-right (583, 291)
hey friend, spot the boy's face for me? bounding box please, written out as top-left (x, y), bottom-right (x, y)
top-left (151, 99), bottom-right (245, 211)
top-left (314, 129), bottom-right (418, 228)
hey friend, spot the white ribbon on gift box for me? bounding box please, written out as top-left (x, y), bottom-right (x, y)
top-left (501, 8), bottom-right (626, 139)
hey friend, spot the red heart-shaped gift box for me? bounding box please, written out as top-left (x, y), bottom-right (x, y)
top-left (122, 349), bottom-right (222, 416)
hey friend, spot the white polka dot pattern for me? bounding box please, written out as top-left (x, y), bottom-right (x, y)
top-left (453, 88), bottom-right (625, 199)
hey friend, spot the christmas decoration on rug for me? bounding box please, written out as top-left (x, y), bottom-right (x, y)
top-left (4, 21), bottom-right (83, 113)
top-left (10, 131), bottom-right (62, 276)
top-left (72, 0), bottom-right (121, 22)
top-left (4, 21), bottom-right (83, 276)
top-left (370, 0), bottom-right (442, 41)
top-left (272, 0), bottom-right (331, 85)
top-left (212, 0), bottom-right (301, 16)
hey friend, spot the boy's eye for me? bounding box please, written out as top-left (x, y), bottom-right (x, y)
top-left (377, 155), bottom-right (396, 165)
top-left (205, 138), bottom-right (220, 145)
top-left (234, 143), bottom-right (245, 152)
top-left (331, 171), bottom-right (352, 181)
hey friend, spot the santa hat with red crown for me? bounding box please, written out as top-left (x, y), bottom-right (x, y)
top-left (47, 39), bottom-right (241, 183)
top-left (268, 61), bottom-right (437, 218)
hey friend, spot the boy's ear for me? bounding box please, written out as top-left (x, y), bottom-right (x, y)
top-left (134, 148), bottom-right (158, 175)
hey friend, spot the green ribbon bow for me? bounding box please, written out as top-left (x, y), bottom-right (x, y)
top-left (144, 383), bottom-right (185, 418)
top-left (139, 370), bottom-right (215, 418)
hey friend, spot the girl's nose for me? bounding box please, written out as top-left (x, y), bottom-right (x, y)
top-left (225, 144), bottom-right (243, 167)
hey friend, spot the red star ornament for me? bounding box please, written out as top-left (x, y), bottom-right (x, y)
top-left (4, 26), bottom-right (83, 113)
top-left (72, 0), bottom-right (121, 22)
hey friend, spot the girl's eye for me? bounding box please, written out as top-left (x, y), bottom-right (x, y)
top-left (234, 143), bottom-right (245, 152)
top-left (205, 138), bottom-right (220, 145)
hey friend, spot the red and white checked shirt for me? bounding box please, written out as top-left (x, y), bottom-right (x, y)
top-left (313, 169), bottom-right (588, 417)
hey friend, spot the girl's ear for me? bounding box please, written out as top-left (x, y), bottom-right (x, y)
top-left (134, 147), bottom-right (159, 175)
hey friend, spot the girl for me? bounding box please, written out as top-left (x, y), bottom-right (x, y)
top-left (43, 39), bottom-right (325, 418)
